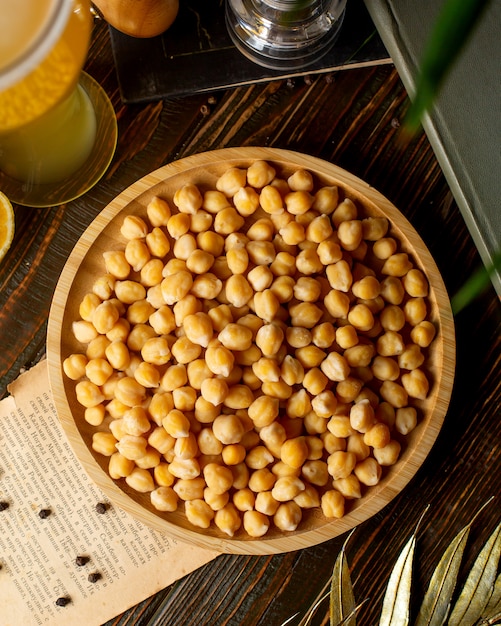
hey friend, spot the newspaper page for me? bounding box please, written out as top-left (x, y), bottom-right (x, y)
top-left (0, 361), bottom-right (219, 626)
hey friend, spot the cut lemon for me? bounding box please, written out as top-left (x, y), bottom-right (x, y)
top-left (0, 191), bottom-right (15, 262)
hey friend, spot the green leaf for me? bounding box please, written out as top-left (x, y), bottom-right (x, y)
top-left (330, 532), bottom-right (356, 626)
top-left (484, 573), bottom-right (501, 615)
top-left (451, 250), bottom-right (501, 315)
top-left (404, 0), bottom-right (491, 131)
top-left (414, 524), bottom-right (471, 626)
top-left (378, 533), bottom-right (415, 626)
top-left (447, 520), bottom-right (501, 625)
top-left (379, 508), bottom-right (429, 626)
top-left (415, 499), bottom-right (493, 626)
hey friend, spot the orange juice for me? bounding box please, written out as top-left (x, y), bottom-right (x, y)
top-left (0, 0), bottom-right (97, 185)
top-left (0, 0), bottom-right (92, 134)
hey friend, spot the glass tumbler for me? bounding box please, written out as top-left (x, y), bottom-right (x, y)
top-left (226, 0), bottom-right (347, 70)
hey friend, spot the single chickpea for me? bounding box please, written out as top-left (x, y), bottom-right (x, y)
top-left (103, 250), bottom-right (131, 280)
top-left (151, 487), bottom-right (178, 512)
top-left (92, 274), bottom-right (116, 300)
top-left (248, 468), bottom-right (277, 493)
top-left (316, 240), bottom-right (342, 267)
top-left (295, 248), bottom-right (323, 275)
top-left (120, 215), bottom-right (148, 240)
top-left (109, 452), bottom-right (135, 479)
top-left (63, 353), bottom-right (88, 380)
top-left (216, 167), bottom-right (247, 196)
top-left (162, 409), bottom-right (191, 438)
top-left (202, 488), bottom-right (229, 512)
top-left (311, 322), bottom-right (336, 349)
top-left (214, 206), bottom-right (245, 235)
top-left (255, 323), bottom-right (285, 357)
top-left (410, 321), bottom-right (436, 347)
top-left (270, 275), bottom-right (295, 303)
top-left (185, 500), bottom-right (214, 529)
top-left (260, 185), bottom-right (284, 215)
top-left (332, 475), bottom-right (361, 499)
top-left (336, 377), bottom-right (364, 403)
top-left (320, 351), bottom-right (350, 382)
top-left (141, 336), bottom-right (171, 365)
top-left (85, 404), bottom-right (106, 426)
top-left (371, 355), bottom-right (400, 381)
top-left (242, 511), bottom-right (269, 538)
top-left (284, 190), bottom-right (314, 215)
top-left (362, 216), bottom-right (389, 240)
top-left (380, 276), bottom-right (405, 305)
top-left (326, 259), bottom-right (353, 292)
top-left (274, 501), bottom-right (302, 531)
top-left (401, 369), bottom-right (430, 399)
top-left (125, 467), bottom-right (155, 493)
top-left (403, 268), bottom-right (429, 297)
top-left (224, 385), bottom-right (254, 410)
top-left (233, 186), bottom-right (260, 216)
top-left (79, 293), bottom-right (101, 322)
top-left (247, 160), bottom-right (276, 188)
top-left (280, 436), bottom-right (308, 469)
top-left (214, 503), bottom-right (242, 537)
top-left (182, 312), bottom-right (213, 348)
top-left (308, 392), bottom-right (335, 421)
top-left (337, 219), bottom-right (363, 251)
top-left (133, 360), bottom-right (160, 389)
top-left (174, 183), bottom-right (203, 214)
top-left (212, 414), bottom-right (246, 445)
top-left (200, 378), bottom-right (229, 406)
top-left (168, 457), bottom-right (201, 480)
top-left (76, 380), bottom-right (105, 408)
top-left (349, 399), bottom-right (375, 433)
top-left (324, 289), bottom-right (350, 318)
top-left (311, 185), bottom-right (338, 214)
top-left (354, 457), bottom-right (382, 487)
top-left (127, 299), bottom-right (155, 325)
top-left (332, 198), bottom-right (358, 227)
top-left (382, 253), bottom-right (413, 277)
top-left (347, 303), bottom-right (374, 332)
top-left (171, 336), bottom-right (202, 364)
top-left (404, 297), bottom-right (427, 326)
top-left (321, 489), bottom-right (346, 518)
top-left (190, 209), bottom-right (213, 233)
top-left (196, 231), bottom-right (224, 258)
top-left (167, 212), bottom-right (190, 239)
top-left (373, 440), bottom-right (401, 466)
top-left (398, 344), bottom-right (425, 370)
top-left (92, 432), bottom-right (118, 457)
top-left (224, 274), bottom-right (254, 308)
top-left (285, 389), bottom-right (311, 419)
top-left (364, 423), bottom-right (391, 449)
top-left (146, 227), bottom-right (171, 258)
top-left (146, 196), bottom-right (171, 226)
top-left (327, 450), bottom-right (357, 480)
top-left (376, 330), bottom-right (405, 357)
top-left (289, 302), bottom-right (323, 329)
top-left (380, 380), bottom-right (409, 408)
top-left (148, 392), bottom-right (174, 425)
top-left (300, 369), bottom-right (328, 400)
top-left (295, 346), bottom-right (325, 370)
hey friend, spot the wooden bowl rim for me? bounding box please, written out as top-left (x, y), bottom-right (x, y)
top-left (47, 147), bottom-right (456, 555)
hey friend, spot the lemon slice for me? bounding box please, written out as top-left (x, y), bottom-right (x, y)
top-left (0, 191), bottom-right (15, 262)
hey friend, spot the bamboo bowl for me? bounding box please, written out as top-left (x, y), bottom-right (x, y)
top-left (47, 148), bottom-right (455, 555)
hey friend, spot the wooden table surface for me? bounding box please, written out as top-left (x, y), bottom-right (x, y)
top-left (1, 16), bottom-right (500, 626)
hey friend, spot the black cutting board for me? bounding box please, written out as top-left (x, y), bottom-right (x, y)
top-left (109, 0), bottom-right (391, 104)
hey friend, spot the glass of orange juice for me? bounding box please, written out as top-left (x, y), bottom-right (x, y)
top-left (0, 0), bottom-right (117, 207)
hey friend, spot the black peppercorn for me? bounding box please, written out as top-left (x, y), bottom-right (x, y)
top-left (39, 508), bottom-right (51, 519)
top-left (88, 572), bottom-right (101, 583)
top-left (55, 597), bottom-right (70, 607)
top-left (0, 501), bottom-right (9, 511)
top-left (75, 555), bottom-right (89, 567)
top-left (95, 502), bottom-right (108, 514)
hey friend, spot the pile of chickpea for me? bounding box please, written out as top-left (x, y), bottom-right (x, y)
top-left (63, 160), bottom-right (436, 539)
